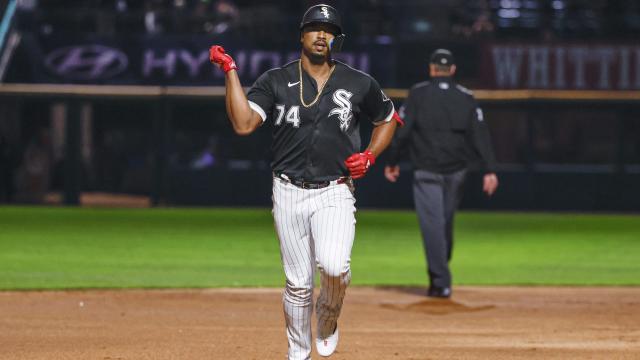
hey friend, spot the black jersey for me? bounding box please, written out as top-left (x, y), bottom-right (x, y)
top-left (247, 60), bottom-right (394, 182)
top-left (386, 76), bottom-right (496, 174)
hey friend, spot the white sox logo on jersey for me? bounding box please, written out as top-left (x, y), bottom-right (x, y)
top-left (329, 89), bottom-right (353, 132)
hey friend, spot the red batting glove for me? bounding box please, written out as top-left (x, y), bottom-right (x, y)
top-left (209, 45), bottom-right (237, 73)
top-left (345, 150), bottom-right (376, 179)
top-left (392, 110), bottom-right (405, 127)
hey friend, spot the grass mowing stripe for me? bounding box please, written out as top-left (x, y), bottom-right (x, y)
top-left (0, 207), bottom-right (638, 289)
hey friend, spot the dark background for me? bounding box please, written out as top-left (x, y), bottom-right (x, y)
top-left (1, 0), bottom-right (639, 210)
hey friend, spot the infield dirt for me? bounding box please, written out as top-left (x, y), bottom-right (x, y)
top-left (1, 287), bottom-right (639, 359)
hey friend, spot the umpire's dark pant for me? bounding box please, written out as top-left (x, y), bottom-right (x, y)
top-left (413, 168), bottom-right (467, 288)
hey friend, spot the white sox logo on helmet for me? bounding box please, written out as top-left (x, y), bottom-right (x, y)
top-left (329, 89), bottom-right (353, 132)
top-left (321, 6), bottom-right (330, 19)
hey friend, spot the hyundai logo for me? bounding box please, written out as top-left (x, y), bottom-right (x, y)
top-left (44, 45), bottom-right (128, 80)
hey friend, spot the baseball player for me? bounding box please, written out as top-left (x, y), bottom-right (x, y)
top-left (209, 4), bottom-right (398, 359)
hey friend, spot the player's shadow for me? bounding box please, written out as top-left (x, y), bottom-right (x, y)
top-left (376, 286), bottom-right (495, 315)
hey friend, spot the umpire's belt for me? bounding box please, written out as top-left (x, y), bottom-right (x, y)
top-left (274, 172), bottom-right (349, 190)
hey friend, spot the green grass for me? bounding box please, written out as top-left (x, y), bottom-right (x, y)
top-left (0, 207), bottom-right (638, 289)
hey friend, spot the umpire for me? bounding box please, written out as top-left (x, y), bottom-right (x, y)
top-left (384, 49), bottom-right (498, 298)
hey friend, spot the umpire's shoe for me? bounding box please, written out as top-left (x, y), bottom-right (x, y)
top-left (427, 286), bottom-right (452, 298)
top-left (316, 326), bottom-right (339, 357)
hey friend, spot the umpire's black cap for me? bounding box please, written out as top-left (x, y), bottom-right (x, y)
top-left (430, 49), bottom-right (455, 66)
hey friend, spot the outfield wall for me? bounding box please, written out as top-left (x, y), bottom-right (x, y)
top-left (0, 85), bottom-right (638, 210)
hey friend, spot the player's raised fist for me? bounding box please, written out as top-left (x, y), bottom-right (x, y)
top-left (209, 45), bottom-right (238, 73)
top-left (345, 150), bottom-right (376, 179)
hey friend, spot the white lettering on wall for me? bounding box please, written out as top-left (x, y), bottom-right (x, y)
top-left (568, 47), bottom-right (588, 89)
top-left (250, 52), bottom-right (281, 78)
top-left (554, 47), bottom-right (566, 88)
top-left (143, 50), bottom-right (176, 76)
top-left (492, 46), bottom-right (524, 88)
top-left (527, 46), bottom-right (549, 88)
top-left (635, 48), bottom-right (640, 88)
top-left (142, 49), bottom-right (370, 80)
top-left (179, 50), bottom-right (209, 77)
top-left (595, 47), bottom-right (615, 89)
top-left (490, 45), bottom-right (640, 90)
top-left (619, 47), bottom-right (630, 89)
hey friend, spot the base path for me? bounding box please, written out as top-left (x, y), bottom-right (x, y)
top-left (1, 287), bottom-right (639, 359)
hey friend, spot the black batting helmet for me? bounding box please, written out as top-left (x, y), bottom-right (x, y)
top-left (300, 4), bottom-right (345, 52)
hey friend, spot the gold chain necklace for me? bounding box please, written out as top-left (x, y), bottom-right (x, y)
top-left (298, 60), bottom-right (335, 108)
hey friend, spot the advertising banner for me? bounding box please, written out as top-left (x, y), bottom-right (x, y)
top-left (12, 36), bottom-right (640, 91)
top-left (9, 34), bottom-right (394, 86)
top-left (481, 44), bottom-right (640, 90)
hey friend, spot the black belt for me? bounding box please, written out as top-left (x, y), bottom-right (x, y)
top-left (274, 172), bottom-right (349, 190)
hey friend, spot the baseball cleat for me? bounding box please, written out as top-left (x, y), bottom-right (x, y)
top-left (315, 326), bottom-right (339, 357)
top-left (427, 286), bottom-right (452, 298)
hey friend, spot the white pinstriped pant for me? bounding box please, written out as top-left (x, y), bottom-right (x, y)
top-left (272, 176), bottom-right (356, 360)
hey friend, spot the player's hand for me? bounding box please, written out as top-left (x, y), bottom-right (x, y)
top-left (392, 111), bottom-right (404, 127)
top-left (209, 45), bottom-right (237, 73)
top-left (384, 165), bottom-right (400, 182)
top-left (345, 150), bottom-right (376, 179)
top-left (483, 173), bottom-right (498, 196)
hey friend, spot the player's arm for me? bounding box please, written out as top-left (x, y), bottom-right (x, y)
top-left (345, 116), bottom-right (396, 180)
top-left (224, 70), bottom-right (263, 135)
top-left (210, 46), bottom-right (262, 136)
top-left (345, 80), bottom-right (397, 179)
top-left (366, 119), bottom-right (396, 158)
